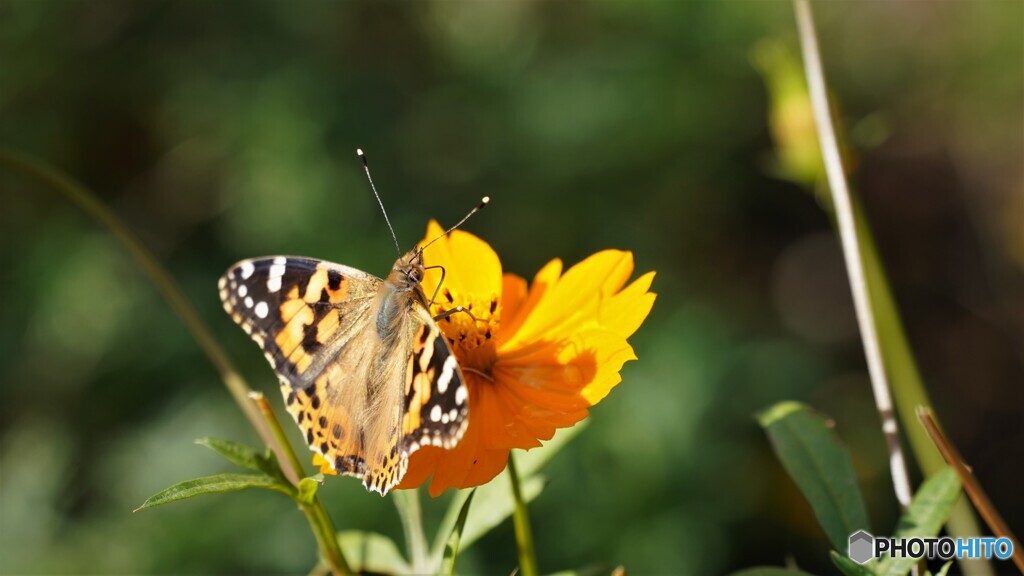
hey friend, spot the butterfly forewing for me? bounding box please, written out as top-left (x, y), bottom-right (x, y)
top-left (219, 255), bottom-right (469, 495)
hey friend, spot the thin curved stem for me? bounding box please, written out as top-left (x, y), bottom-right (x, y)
top-left (792, 0), bottom-right (913, 512)
top-left (0, 148), bottom-right (351, 574)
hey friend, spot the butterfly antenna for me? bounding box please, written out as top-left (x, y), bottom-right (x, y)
top-left (421, 196), bottom-right (490, 252)
top-left (358, 148), bottom-right (401, 257)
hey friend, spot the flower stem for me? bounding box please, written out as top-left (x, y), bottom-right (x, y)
top-left (394, 488), bottom-right (430, 574)
top-left (302, 497), bottom-right (350, 576)
top-left (252, 392), bottom-right (304, 485)
top-left (508, 452), bottom-right (539, 576)
top-left (0, 149), bottom-right (351, 575)
top-left (792, 0), bottom-right (913, 512)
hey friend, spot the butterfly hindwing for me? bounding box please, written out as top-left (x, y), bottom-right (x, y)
top-left (402, 307), bottom-right (469, 454)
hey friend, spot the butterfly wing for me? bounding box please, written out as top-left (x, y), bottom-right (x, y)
top-left (219, 257), bottom-right (381, 471)
top-left (219, 256), bottom-right (469, 495)
top-left (400, 302), bottom-right (470, 455)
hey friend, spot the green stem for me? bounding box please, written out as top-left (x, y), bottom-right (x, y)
top-left (304, 497), bottom-right (351, 576)
top-left (784, 4), bottom-right (990, 571)
top-left (252, 393), bottom-right (305, 485)
top-left (0, 149), bottom-right (278, 464)
top-left (855, 205), bottom-right (991, 574)
top-left (394, 488), bottom-right (430, 573)
top-left (0, 149), bottom-right (352, 575)
top-left (508, 452), bottom-right (539, 576)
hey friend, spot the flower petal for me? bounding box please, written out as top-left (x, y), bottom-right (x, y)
top-left (497, 258), bottom-right (562, 346)
top-left (599, 271), bottom-right (657, 338)
top-left (498, 250), bottom-right (637, 351)
top-left (500, 273), bottom-right (528, 323)
top-left (418, 220), bottom-right (503, 301)
top-left (399, 378), bottom-right (510, 496)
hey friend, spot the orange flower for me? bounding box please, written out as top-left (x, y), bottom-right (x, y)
top-left (393, 221), bottom-right (656, 496)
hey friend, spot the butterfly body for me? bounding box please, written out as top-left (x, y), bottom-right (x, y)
top-left (219, 249), bottom-right (468, 495)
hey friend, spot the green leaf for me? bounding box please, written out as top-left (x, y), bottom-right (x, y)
top-left (431, 423), bottom-right (585, 564)
top-left (296, 474), bottom-right (323, 505)
top-left (731, 568), bottom-right (820, 576)
top-left (134, 473), bottom-right (293, 511)
top-left (338, 530), bottom-right (410, 575)
top-left (464, 472), bottom-right (545, 553)
top-left (440, 488), bottom-right (476, 575)
top-left (758, 401), bottom-right (871, 551)
top-left (830, 551), bottom-right (875, 576)
top-left (876, 467), bottom-right (961, 576)
top-left (195, 437), bottom-right (282, 478)
top-left (931, 560), bottom-right (953, 576)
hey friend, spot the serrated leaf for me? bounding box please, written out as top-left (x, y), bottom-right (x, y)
top-left (195, 437), bottom-right (282, 478)
top-left (876, 467), bottom-right (961, 576)
top-left (134, 473), bottom-right (293, 511)
top-left (758, 401), bottom-right (871, 551)
top-left (830, 551), bottom-right (875, 576)
top-left (440, 489), bottom-right (476, 575)
top-left (731, 568), bottom-right (820, 576)
top-left (338, 530), bottom-right (410, 575)
top-left (296, 474), bottom-right (322, 505)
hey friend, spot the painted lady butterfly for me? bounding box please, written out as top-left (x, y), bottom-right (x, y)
top-left (218, 151), bottom-right (485, 495)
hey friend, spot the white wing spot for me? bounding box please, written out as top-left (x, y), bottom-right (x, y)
top-left (255, 301), bottom-right (269, 319)
top-left (437, 355), bottom-right (457, 394)
top-left (267, 261), bottom-right (286, 293)
top-left (455, 385), bottom-right (467, 405)
top-left (244, 296), bottom-right (254, 308)
top-left (240, 261), bottom-right (255, 279)
top-left (442, 412), bottom-right (450, 424)
top-left (449, 408), bottom-right (458, 421)
top-left (237, 284), bottom-right (247, 298)
top-left (267, 275), bottom-right (282, 292)
top-left (430, 404), bottom-right (442, 422)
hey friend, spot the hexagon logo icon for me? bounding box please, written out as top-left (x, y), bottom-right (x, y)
top-left (848, 530), bottom-right (874, 564)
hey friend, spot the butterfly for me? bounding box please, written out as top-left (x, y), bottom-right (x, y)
top-left (218, 150), bottom-right (487, 495)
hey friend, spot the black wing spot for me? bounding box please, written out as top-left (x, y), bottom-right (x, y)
top-left (301, 323), bottom-right (321, 354)
top-left (318, 415), bottom-right (327, 428)
top-left (328, 269), bottom-right (343, 290)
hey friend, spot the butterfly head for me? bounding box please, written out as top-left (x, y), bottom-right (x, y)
top-left (390, 249), bottom-right (425, 292)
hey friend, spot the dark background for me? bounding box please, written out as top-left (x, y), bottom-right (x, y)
top-left (1, 1), bottom-right (1021, 573)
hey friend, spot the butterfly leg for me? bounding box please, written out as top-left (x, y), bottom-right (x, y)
top-left (424, 265), bottom-right (446, 307)
top-left (433, 305), bottom-right (481, 323)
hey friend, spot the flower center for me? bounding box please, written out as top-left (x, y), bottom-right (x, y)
top-left (430, 286), bottom-right (500, 373)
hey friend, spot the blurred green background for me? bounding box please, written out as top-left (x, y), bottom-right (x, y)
top-left (1, 1), bottom-right (1021, 574)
